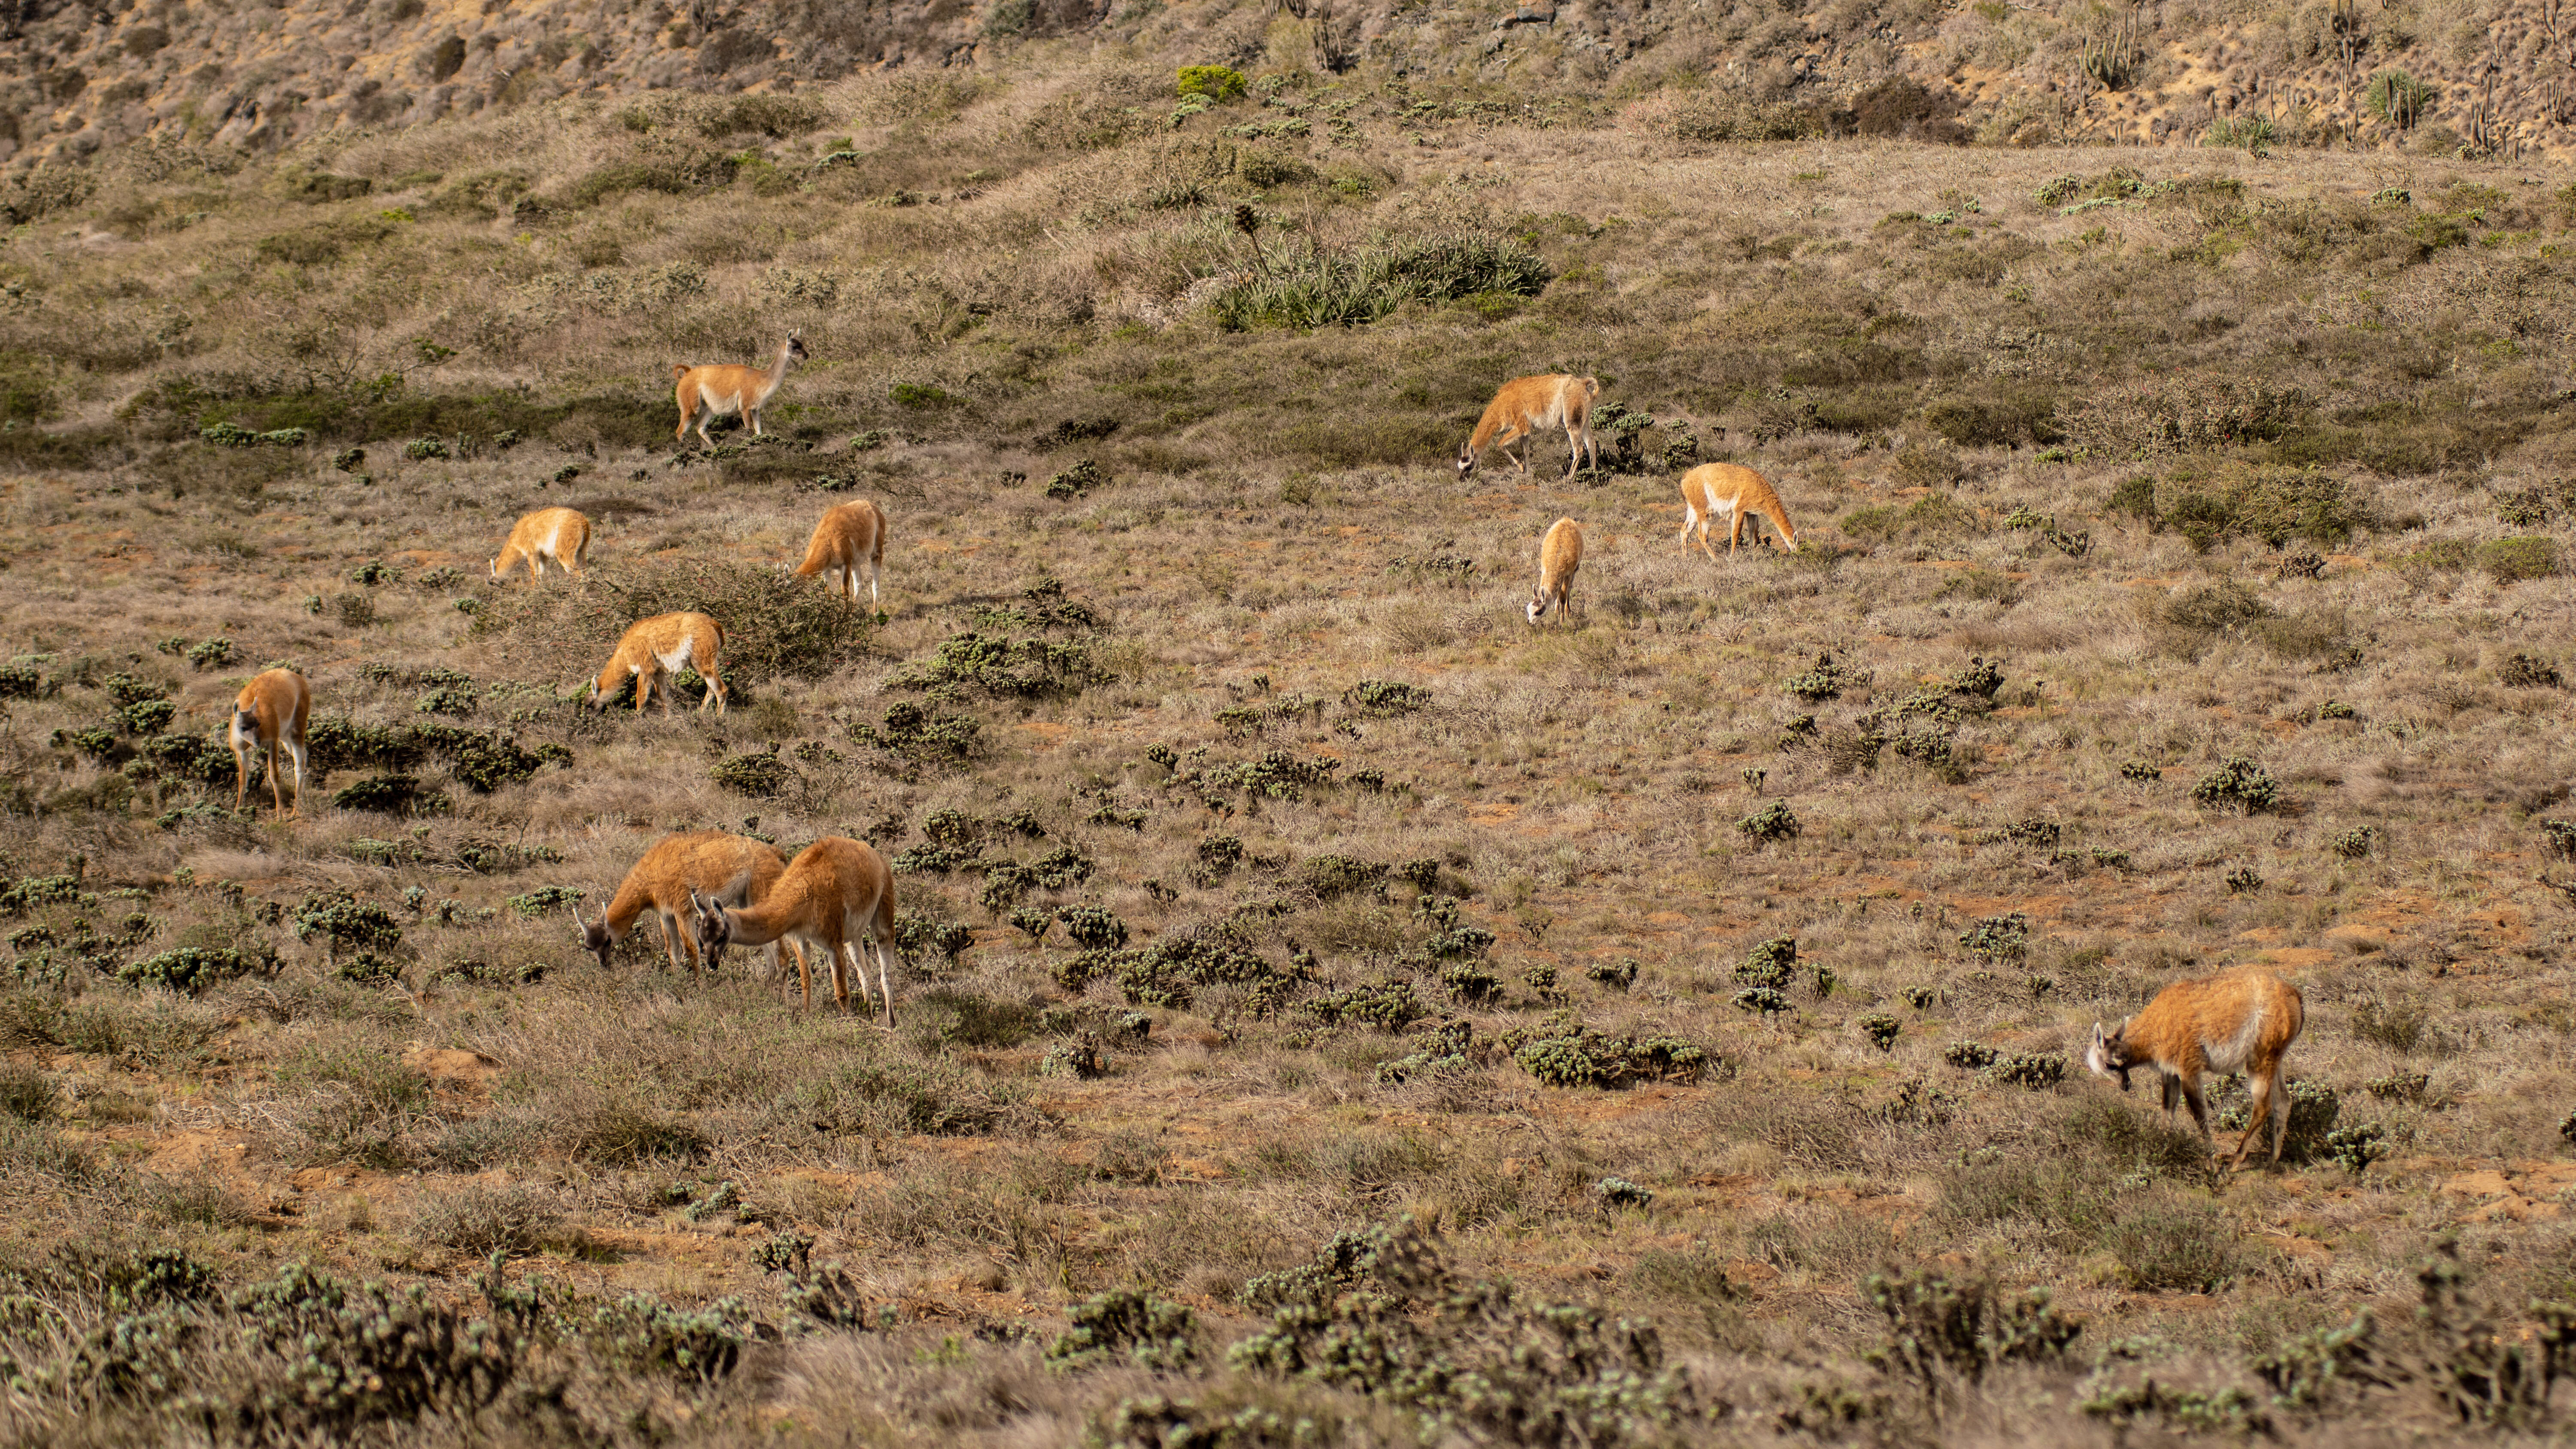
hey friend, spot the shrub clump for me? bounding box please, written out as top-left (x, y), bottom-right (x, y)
top-left (1507, 1024), bottom-right (1709, 1088)
top-left (1210, 231), bottom-right (1551, 330)
top-left (120, 944), bottom-right (278, 994)
top-left (709, 748), bottom-right (792, 797)
top-left (1046, 1288), bottom-right (1198, 1371)
top-left (1231, 1225), bottom-right (1698, 1441)
top-left (1738, 801), bottom-right (1801, 842)
top-left (2192, 756), bottom-right (2282, 814)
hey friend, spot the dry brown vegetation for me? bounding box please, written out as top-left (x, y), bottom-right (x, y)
top-left (3, 24), bottom-right (2576, 1449)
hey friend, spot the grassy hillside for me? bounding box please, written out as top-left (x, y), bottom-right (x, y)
top-left (2, 42), bottom-right (2576, 1448)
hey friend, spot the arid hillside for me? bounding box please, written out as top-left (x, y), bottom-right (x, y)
top-left (0, 22), bottom-right (2574, 1449)
top-left (7, 0), bottom-right (2576, 178)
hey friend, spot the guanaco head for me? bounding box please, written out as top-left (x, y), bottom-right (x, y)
top-left (1456, 443), bottom-right (1480, 482)
top-left (1525, 590), bottom-right (1553, 626)
top-left (230, 705), bottom-right (260, 743)
top-left (689, 888), bottom-right (735, 967)
top-left (571, 895), bottom-right (614, 970)
top-left (783, 332), bottom-right (809, 364)
top-left (2085, 1019), bottom-right (2136, 1092)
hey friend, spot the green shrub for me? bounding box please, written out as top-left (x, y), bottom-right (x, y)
top-left (1047, 1288), bottom-right (1198, 1370)
top-left (1210, 231), bottom-right (1550, 330)
top-left (1738, 802), bottom-right (1801, 842)
top-left (1859, 1013), bottom-right (1901, 1051)
top-left (1861, 1267), bottom-right (2080, 1399)
top-left (710, 748), bottom-right (792, 797)
top-left (1987, 1052), bottom-right (2065, 1090)
top-left (1511, 1027), bottom-right (1709, 1087)
top-left (120, 944), bottom-right (277, 993)
top-left (292, 890), bottom-right (401, 957)
top-left (1342, 679), bottom-right (1432, 716)
top-left (1175, 66), bottom-right (1248, 101)
top-left (332, 775), bottom-right (423, 813)
top-left (1230, 1225), bottom-right (1696, 1439)
top-left (1057, 905), bottom-right (1129, 951)
top-left (1958, 913), bottom-right (2030, 962)
top-left (2479, 537), bottom-right (2559, 583)
top-left (2192, 756), bottom-right (2281, 814)
top-left (2324, 1121), bottom-right (2389, 1175)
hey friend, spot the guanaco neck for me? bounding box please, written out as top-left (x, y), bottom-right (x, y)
top-left (755, 340), bottom-right (799, 405)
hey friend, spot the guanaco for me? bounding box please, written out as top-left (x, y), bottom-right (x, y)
top-left (573, 830), bottom-right (806, 981)
top-left (230, 668), bottom-right (311, 818)
top-left (791, 499), bottom-right (887, 605)
top-left (1677, 462), bottom-right (1800, 559)
top-left (490, 507), bottom-right (592, 584)
top-left (1527, 516), bottom-right (1583, 626)
top-left (692, 837), bottom-right (900, 1023)
top-left (672, 333), bottom-right (808, 447)
top-left (1458, 374), bottom-right (1600, 482)
top-left (587, 612), bottom-right (728, 716)
top-left (2085, 967), bottom-right (2306, 1170)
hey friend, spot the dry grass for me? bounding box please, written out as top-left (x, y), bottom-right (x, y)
top-left (1, 24), bottom-right (2575, 1446)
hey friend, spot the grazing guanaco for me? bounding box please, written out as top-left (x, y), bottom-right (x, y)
top-left (490, 506), bottom-right (592, 584)
top-left (1458, 374), bottom-right (1600, 482)
top-left (1527, 516), bottom-right (1583, 626)
top-left (672, 333), bottom-right (808, 447)
top-left (691, 837), bottom-right (900, 1024)
top-left (1677, 462), bottom-right (1800, 559)
top-left (573, 830), bottom-right (806, 981)
top-left (586, 612), bottom-right (728, 716)
top-left (2085, 967), bottom-right (2306, 1170)
top-left (791, 499), bottom-right (887, 605)
top-left (230, 668), bottom-right (311, 817)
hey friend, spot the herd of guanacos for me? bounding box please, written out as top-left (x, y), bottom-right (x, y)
top-left (201, 341), bottom-right (2303, 1165)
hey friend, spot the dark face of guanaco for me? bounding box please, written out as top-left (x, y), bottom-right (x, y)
top-left (786, 334), bottom-right (810, 364)
top-left (690, 890), bottom-right (735, 967)
top-left (1456, 445), bottom-right (1479, 481)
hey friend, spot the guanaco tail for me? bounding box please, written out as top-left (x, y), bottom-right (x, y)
top-left (672, 333), bottom-right (807, 447)
top-left (230, 668), bottom-right (312, 818)
top-left (573, 830), bottom-right (807, 982)
top-left (1527, 516), bottom-right (1583, 626)
top-left (490, 507), bottom-right (591, 583)
top-left (1458, 374), bottom-right (1600, 482)
top-left (587, 612), bottom-right (728, 716)
top-left (791, 499), bottom-right (887, 604)
top-left (692, 837), bottom-right (899, 1023)
top-left (2086, 967), bottom-right (2306, 1170)
top-left (1677, 462), bottom-right (1799, 559)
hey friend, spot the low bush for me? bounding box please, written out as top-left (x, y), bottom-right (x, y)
top-left (1210, 230), bottom-right (1550, 330)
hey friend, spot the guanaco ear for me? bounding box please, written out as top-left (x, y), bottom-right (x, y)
top-left (568, 897), bottom-right (586, 931)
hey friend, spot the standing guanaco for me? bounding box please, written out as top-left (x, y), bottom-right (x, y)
top-left (586, 612), bottom-right (728, 716)
top-left (2085, 967), bottom-right (2306, 1170)
top-left (691, 837), bottom-right (900, 1024)
top-left (792, 499), bottom-right (887, 604)
top-left (1527, 517), bottom-right (1583, 626)
top-left (1458, 374), bottom-right (1600, 482)
top-left (490, 507), bottom-right (592, 583)
top-left (672, 333), bottom-right (807, 447)
top-left (573, 830), bottom-right (805, 981)
top-left (1677, 462), bottom-right (1800, 559)
top-left (230, 668), bottom-right (311, 817)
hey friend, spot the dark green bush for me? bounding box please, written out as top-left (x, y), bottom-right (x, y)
top-left (1210, 231), bottom-right (1550, 330)
top-left (1861, 1267), bottom-right (2080, 1400)
top-left (331, 775), bottom-right (422, 813)
top-left (1510, 1027), bottom-right (1708, 1087)
top-left (293, 890), bottom-right (401, 957)
top-left (2192, 756), bottom-right (2281, 813)
top-left (120, 944), bottom-right (277, 993)
top-left (1047, 1288), bottom-right (1198, 1371)
top-left (710, 748), bottom-right (792, 797)
top-left (1738, 802), bottom-right (1800, 842)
